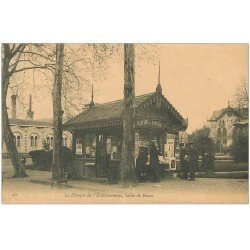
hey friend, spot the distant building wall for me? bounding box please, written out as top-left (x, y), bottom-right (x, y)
top-left (2, 125), bottom-right (72, 155)
top-left (208, 108), bottom-right (241, 150)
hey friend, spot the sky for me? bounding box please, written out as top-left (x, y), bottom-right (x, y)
top-left (9, 44), bottom-right (248, 133)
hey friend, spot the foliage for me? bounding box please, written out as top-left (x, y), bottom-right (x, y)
top-left (188, 126), bottom-right (215, 171)
top-left (233, 77), bottom-right (248, 110)
top-left (188, 126), bottom-right (214, 153)
top-left (232, 125), bottom-right (248, 162)
top-left (29, 146), bottom-right (74, 171)
top-left (29, 150), bottom-right (51, 170)
top-left (49, 146), bottom-right (74, 172)
top-left (42, 140), bottom-right (50, 151)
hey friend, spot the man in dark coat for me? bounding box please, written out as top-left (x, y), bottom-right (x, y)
top-left (149, 142), bottom-right (160, 183)
top-left (179, 143), bottom-right (189, 179)
top-left (136, 147), bottom-right (148, 182)
top-left (187, 142), bottom-right (199, 181)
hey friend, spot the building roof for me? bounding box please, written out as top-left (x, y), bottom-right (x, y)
top-left (208, 107), bottom-right (241, 121)
top-left (9, 117), bottom-right (70, 128)
top-left (64, 93), bottom-right (156, 126)
top-left (208, 106), bottom-right (249, 122)
top-left (208, 109), bottom-right (227, 121)
top-left (9, 118), bottom-right (53, 128)
top-left (64, 90), bottom-right (187, 129)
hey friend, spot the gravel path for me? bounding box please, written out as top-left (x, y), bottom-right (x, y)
top-left (1, 159), bottom-right (249, 204)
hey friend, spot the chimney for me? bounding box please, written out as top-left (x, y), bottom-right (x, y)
top-left (89, 84), bottom-right (95, 108)
top-left (27, 94), bottom-right (34, 120)
top-left (11, 95), bottom-right (17, 119)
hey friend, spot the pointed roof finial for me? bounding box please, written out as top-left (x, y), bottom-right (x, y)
top-left (156, 60), bottom-right (162, 95)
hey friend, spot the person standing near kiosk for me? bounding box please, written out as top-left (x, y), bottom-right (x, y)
top-left (149, 141), bottom-right (160, 183)
top-left (187, 142), bottom-right (199, 181)
top-left (179, 143), bottom-right (188, 179)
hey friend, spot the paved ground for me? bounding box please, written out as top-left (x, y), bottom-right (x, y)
top-left (1, 159), bottom-right (249, 204)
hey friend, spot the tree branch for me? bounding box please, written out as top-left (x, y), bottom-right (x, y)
top-left (21, 51), bottom-right (55, 62)
top-left (9, 45), bottom-right (27, 76)
top-left (12, 65), bottom-right (54, 75)
top-left (11, 44), bottom-right (26, 57)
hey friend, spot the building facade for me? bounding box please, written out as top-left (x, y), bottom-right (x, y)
top-left (2, 94), bottom-right (72, 155)
top-left (208, 104), bottom-right (248, 151)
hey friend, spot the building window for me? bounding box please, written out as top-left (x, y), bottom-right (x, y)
top-left (30, 133), bottom-right (38, 147)
top-left (76, 138), bottom-right (81, 145)
top-left (62, 135), bottom-right (67, 147)
top-left (13, 133), bottom-right (21, 147)
top-left (85, 134), bottom-right (96, 158)
top-left (46, 134), bottom-right (53, 148)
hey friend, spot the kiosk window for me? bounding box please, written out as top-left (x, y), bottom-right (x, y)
top-left (85, 134), bottom-right (96, 158)
top-left (76, 138), bottom-right (82, 155)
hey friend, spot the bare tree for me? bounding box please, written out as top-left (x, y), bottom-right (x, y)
top-left (2, 43), bottom-right (117, 177)
top-left (59, 44), bottom-right (118, 119)
top-left (2, 44), bottom-right (54, 177)
top-left (121, 44), bottom-right (137, 186)
top-left (2, 44), bottom-right (27, 177)
top-left (52, 44), bottom-right (64, 182)
top-left (234, 77), bottom-right (248, 112)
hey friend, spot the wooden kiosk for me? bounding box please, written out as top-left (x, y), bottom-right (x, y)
top-left (64, 83), bottom-right (187, 182)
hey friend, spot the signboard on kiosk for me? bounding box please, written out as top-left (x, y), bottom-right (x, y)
top-left (166, 134), bottom-right (175, 158)
top-left (165, 134), bottom-right (176, 170)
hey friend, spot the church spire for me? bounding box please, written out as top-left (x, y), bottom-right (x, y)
top-left (156, 60), bottom-right (162, 95)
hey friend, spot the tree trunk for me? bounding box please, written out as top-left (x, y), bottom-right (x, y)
top-left (2, 47), bottom-right (27, 177)
top-left (52, 44), bottom-right (64, 180)
top-left (121, 44), bottom-right (137, 186)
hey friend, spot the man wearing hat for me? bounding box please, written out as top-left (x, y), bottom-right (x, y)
top-left (179, 143), bottom-right (189, 179)
top-left (187, 141), bottom-right (199, 181)
top-left (149, 141), bottom-right (160, 183)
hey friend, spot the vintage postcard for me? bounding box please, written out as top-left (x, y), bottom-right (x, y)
top-left (1, 43), bottom-right (249, 204)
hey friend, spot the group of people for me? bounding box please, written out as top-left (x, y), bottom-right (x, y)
top-left (135, 140), bottom-right (199, 183)
top-left (135, 142), bottom-right (160, 183)
top-left (179, 142), bottom-right (199, 181)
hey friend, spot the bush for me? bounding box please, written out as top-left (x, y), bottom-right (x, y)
top-left (29, 150), bottom-right (51, 170)
top-left (232, 126), bottom-right (248, 162)
top-left (29, 147), bottom-right (74, 172)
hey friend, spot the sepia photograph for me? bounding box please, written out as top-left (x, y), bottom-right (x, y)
top-left (1, 1), bottom-right (250, 250)
top-left (1, 43), bottom-right (248, 204)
